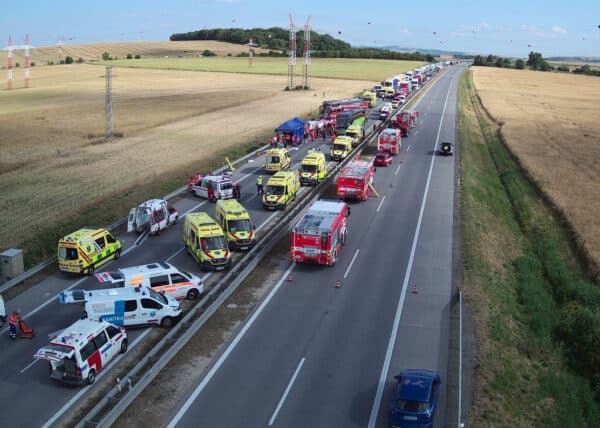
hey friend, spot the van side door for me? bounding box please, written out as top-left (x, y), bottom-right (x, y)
top-left (140, 298), bottom-right (164, 324)
top-left (93, 329), bottom-right (112, 366)
top-left (149, 274), bottom-right (172, 296)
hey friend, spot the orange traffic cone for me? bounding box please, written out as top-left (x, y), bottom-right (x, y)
top-left (335, 280), bottom-right (342, 288)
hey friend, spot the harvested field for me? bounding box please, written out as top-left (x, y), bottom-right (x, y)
top-left (0, 63), bottom-right (370, 255)
top-left (472, 67), bottom-right (600, 277)
top-left (0, 40), bottom-right (270, 65)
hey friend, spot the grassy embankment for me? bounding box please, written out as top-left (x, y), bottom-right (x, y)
top-left (460, 69), bottom-right (600, 427)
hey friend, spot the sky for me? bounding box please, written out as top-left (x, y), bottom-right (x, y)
top-left (2, 0), bottom-right (599, 58)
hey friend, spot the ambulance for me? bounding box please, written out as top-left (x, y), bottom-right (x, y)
top-left (191, 175), bottom-right (237, 202)
top-left (58, 285), bottom-right (182, 328)
top-left (34, 319), bottom-right (127, 385)
top-left (291, 199), bottom-right (351, 266)
top-left (330, 136), bottom-right (354, 161)
top-left (215, 199), bottom-right (256, 250)
top-left (362, 90), bottom-right (377, 107)
top-left (94, 261), bottom-right (204, 300)
top-left (345, 122), bottom-right (364, 147)
top-left (58, 228), bottom-right (122, 276)
top-left (262, 170), bottom-right (300, 210)
top-left (127, 199), bottom-right (179, 235)
top-left (299, 150), bottom-right (327, 186)
top-left (183, 212), bottom-right (232, 271)
top-left (264, 148), bottom-right (291, 173)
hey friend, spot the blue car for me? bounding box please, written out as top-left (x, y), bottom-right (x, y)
top-left (388, 369), bottom-right (441, 428)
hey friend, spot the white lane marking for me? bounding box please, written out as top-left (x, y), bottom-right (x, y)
top-left (41, 329), bottom-right (151, 428)
top-left (20, 359), bottom-right (39, 374)
top-left (268, 357), bottom-right (306, 426)
top-left (132, 230), bottom-right (150, 247)
top-left (183, 200), bottom-right (207, 216)
top-left (255, 211), bottom-right (279, 233)
top-left (166, 263), bottom-right (295, 428)
top-left (394, 163), bottom-right (402, 176)
top-left (407, 145), bottom-right (412, 152)
top-left (376, 195), bottom-right (386, 213)
top-left (367, 70), bottom-right (458, 428)
top-left (458, 289), bottom-right (463, 428)
top-left (414, 130), bottom-right (418, 136)
top-left (166, 247), bottom-right (185, 262)
top-left (343, 249), bottom-right (360, 279)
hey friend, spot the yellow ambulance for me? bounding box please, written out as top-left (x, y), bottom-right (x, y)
top-left (362, 90), bottom-right (377, 107)
top-left (215, 199), bottom-right (256, 251)
top-left (264, 148), bottom-right (291, 173)
top-left (57, 228), bottom-right (122, 275)
top-left (299, 150), bottom-right (327, 186)
top-left (184, 212), bottom-right (231, 271)
top-left (330, 136), bottom-right (353, 161)
top-left (262, 170), bottom-right (300, 210)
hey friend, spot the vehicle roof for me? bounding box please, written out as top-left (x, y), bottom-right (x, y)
top-left (397, 370), bottom-right (438, 401)
top-left (202, 175), bottom-right (231, 183)
top-left (85, 285), bottom-right (158, 302)
top-left (51, 319), bottom-right (116, 348)
top-left (380, 128), bottom-right (400, 137)
top-left (266, 148), bottom-right (288, 155)
top-left (339, 159), bottom-right (372, 178)
top-left (269, 170), bottom-right (296, 181)
top-left (294, 200), bottom-right (346, 235)
top-left (302, 152), bottom-right (325, 163)
top-left (118, 261), bottom-right (174, 277)
top-left (187, 212), bottom-right (219, 228)
top-left (60, 227), bottom-right (106, 243)
top-left (334, 136), bottom-right (354, 144)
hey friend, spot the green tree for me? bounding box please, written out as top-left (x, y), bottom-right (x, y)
top-left (65, 56), bottom-right (74, 64)
top-left (134, 54), bottom-right (141, 59)
top-left (503, 58), bottom-right (511, 67)
top-left (515, 59), bottom-right (525, 69)
top-left (76, 57), bottom-right (84, 63)
top-left (527, 51), bottom-right (544, 70)
top-left (126, 53), bottom-right (133, 59)
top-left (495, 57), bottom-right (504, 67)
top-left (102, 51), bottom-right (110, 61)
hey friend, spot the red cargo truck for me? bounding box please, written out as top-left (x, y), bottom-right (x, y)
top-left (291, 199), bottom-right (350, 266)
top-left (378, 128), bottom-right (402, 155)
top-left (336, 158), bottom-right (375, 201)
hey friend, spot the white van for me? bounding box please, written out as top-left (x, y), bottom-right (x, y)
top-left (94, 262), bottom-right (204, 300)
top-left (34, 319), bottom-right (127, 385)
top-left (58, 285), bottom-right (182, 328)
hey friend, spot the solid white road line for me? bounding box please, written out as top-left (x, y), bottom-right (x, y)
top-left (20, 359), bottom-right (39, 374)
top-left (255, 211), bottom-right (279, 233)
top-left (268, 357), bottom-right (306, 426)
top-left (376, 195), bottom-right (386, 213)
top-left (42, 329), bottom-right (152, 428)
top-left (458, 289), bottom-right (463, 428)
top-left (343, 249), bottom-right (360, 279)
top-left (407, 145), bottom-right (412, 152)
top-left (166, 263), bottom-right (295, 428)
top-left (394, 163), bottom-right (402, 176)
top-left (367, 70), bottom-right (458, 428)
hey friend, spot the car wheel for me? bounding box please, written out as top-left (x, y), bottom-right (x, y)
top-left (160, 317), bottom-right (174, 328)
top-left (87, 369), bottom-right (96, 385)
top-left (119, 338), bottom-right (128, 354)
top-left (187, 289), bottom-right (200, 300)
top-left (87, 264), bottom-right (95, 276)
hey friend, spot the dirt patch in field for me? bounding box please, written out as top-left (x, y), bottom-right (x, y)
top-left (472, 67), bottom-right (600, 280)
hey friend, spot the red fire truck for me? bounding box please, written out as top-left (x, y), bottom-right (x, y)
top-left (336, 158), bottom-right (375, 201)
top-left (393, 109), bottom-right (418, 137)
top-left (291, 199), bottom-right (350, 266)
top-left (378, 128), bottom-right (402, 155)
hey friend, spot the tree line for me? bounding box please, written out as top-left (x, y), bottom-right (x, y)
top-left (473, 51), bottom-right (600, 76)
top-left (170, 27), bottom-right (435, 62)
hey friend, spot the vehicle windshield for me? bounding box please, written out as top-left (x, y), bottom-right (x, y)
top-left (266, 156), bottom-right (280, 163)
top-left (376, 154), bottom-right (386, 159)
top-left (301, 164), bottom-right (317, 173)
top-left (147, 287), bottom-right (168, 305)
top-left (58, 246), bottom-right (78, 261)
top-left (200, 236), bottom-right (227, 251)
top-left (346, 131), bottom-right (357, 138)
top-left (397, 399), bottom-right (430, 412)
top-left (333, 144), bottom-right (347, 151)
top-left (265, 185), bottom-right (285, 196)
top-left (227, 219), bottom-right (252, 233)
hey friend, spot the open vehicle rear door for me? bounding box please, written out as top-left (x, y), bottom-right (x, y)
top-left (127, 208), bottom-right (137, 232)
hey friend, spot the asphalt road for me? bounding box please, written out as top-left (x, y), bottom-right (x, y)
top-left (0, 83), bottom-right (399, 427)
top-left (165, 65), bottom-right (462, 428)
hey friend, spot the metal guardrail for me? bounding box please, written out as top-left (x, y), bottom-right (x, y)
top-left (0, 144), bottom-right (271, 295)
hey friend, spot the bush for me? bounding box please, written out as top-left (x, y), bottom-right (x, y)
top-left (227, 53), bottom-right (232, 57)
top-left (515, 59), bottom-right (525, 69)
top-left (134, 54), bottom-right (141, 59)
top-left (47, 60), bottom-right (54, 65)
top-left (102, 51), bottom-right (110, 61)
top-left (202, 49), bottom-right (216, 56)
top-left (65, 56), bottom-right (74, 64)
top-left (30, 61), bottom-right (35, 67)
top-left (15, 62), bottom-right (20, 67)
top-left (126, 54), bottom-right (133, 59)
top-left (76, 57), bottom-right (84, 63)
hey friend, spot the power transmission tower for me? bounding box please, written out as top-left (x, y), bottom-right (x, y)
top-left (288, 14), bottom-right (297, 89)
top-left (302, 16), bottom-right (311, 88)
top-left (105, 66), bottom-right (113, 141)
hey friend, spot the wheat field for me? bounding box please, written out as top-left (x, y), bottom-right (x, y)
top-left (472, 67), bottom-right (600, 274)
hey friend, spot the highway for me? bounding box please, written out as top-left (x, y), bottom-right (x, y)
top-left (0, 81), bottom-right (397, 426)
top-left (165, 65), bottom-right (462, 427)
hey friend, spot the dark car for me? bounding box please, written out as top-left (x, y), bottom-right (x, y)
top-left (388, 369), bottom-right (441, 428)
top-left (374, 151), bottom-right (393, 167)
top-left (438, 142), bottom-right (453, 156)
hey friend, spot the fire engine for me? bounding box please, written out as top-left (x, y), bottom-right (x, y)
top-left (393, 109), bottom-right (418, 137)
top-left (336, 158), bottom-right (375, 201)
top-left (378, 128), bottom-right (402, 155)
top-left (128, 199), bottom-right (179, 235)
top-left (291, 199), bottom-right (351, 266)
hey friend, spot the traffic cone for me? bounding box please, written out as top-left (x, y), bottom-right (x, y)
top-left (411, 284), bottom-right (418, 294)
top-left (287, 274), bottom-right (293, 282)
top-left (335, 279), bottom-right (342, 288)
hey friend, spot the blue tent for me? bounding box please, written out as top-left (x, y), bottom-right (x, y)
top-left (275, 117), bottom-right (306, 140)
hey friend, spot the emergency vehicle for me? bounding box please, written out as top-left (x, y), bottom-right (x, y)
top-left (378, 128), bottom-right (402, 155)
top-left (94, 261), bottom-right (204, 300)
top-left (330, 136), bottom-right (353, 161)
top-left (191, 175), bottom-right (237, 201)
top-left (382, 86), bottom-right (395, 98)
top-left (262, 170), bottom-right (300, 210)
top-left (34, 319), bottom-right (127, 385)
top-left (127, 199), bottom-right (179, 235)
top-left (183, 212), bottom-right (231, 271)
top-left (299, 150), bottom-right (327, 186)
top-left (58, 228), bottom-right (122, 276)
top-left (362, 90), bottom-right (377, 107)
top-left (58, 285), bottom-right (182, 328)
top-left (215, 199), bottom-right (256, 250)
top-left (336, 158), bottom-right (375, 201)
top-left (345, 122), bottom-right (364, 147)
top-left (264, 148), bottom-right (291, 173)
top-left (291, 199), bottom-right (351, 266)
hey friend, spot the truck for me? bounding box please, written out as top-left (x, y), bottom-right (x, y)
top-left (127, 199), bottom-right (178, 235)
top-left (378, 128), bottom-right (402, 155)
top-left (345, 118), bottom-right (365, 147)
top-left (393, 109), bottom-right (418, 137)
top-left (398, 81), bottom-right (411, 96)
top-left (335, 108), bottom-right (366, 133)
top-left (320, 98), bottom-right (363, 116)
top-left (336, 158), bottom-right (375, 201)
top-left (291, 199), bottom-right (350, 266)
